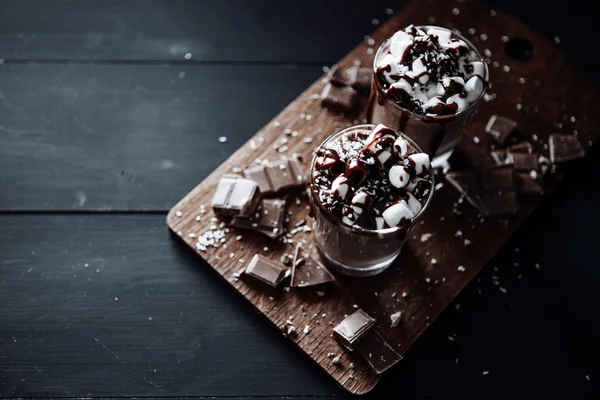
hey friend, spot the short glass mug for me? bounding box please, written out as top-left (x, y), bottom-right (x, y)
top-left (367, 26), bottom-right (489, 168)
top-left (309, 124), bottom-right (434, 277)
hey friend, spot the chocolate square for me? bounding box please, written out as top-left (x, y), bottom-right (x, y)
top-left (349, 66), bottom-right (373, 95)
top-left (549, 134), bottom-right (585, 163)
top-left (485, 115), bottom-right (517, 145)
top-left (211, 175), bottom-right (261, 218)
top-left (232, 198), bottom-right (286, 239)
top-left (320, 83), bottom-right (358, 111)
top-left (291, 245), bottom-right (334, 288)
top-left (243, 166), bottom-right (272, 194)
top-left (357, 330), bottom-right (402, 375)
top-left (510, 152), bottom-right (539, 171)
top-left (332, 309), bottom-right (375, 351)
top-left (507, 141), bottom-right (533, 154)
top-left (480, 166), bottom-right (515, 193)
top-left (243, 157), bottom-right (306, 195)
top-left (482, 191), bottom-right (519, 216)
top-left (244, 254), bottom-right (289, 287)
top-left (515, 171), bottom-right (544, 195)
top-left (327, 64), bottom-right (353, 86)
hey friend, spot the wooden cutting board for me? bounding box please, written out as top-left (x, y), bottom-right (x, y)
top-left (167, 0), bottom-right (600, 394)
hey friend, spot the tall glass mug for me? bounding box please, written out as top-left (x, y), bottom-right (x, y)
top-left (367, 26), bottom-right (489, 168)
top-left (309, 124), bottom-right (434, 277)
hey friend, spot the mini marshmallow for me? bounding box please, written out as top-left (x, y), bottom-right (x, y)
top-left (342, 214), bottom-right (356, 226)
top-left (375, 217), bottom-right (385, 230)
top-left (389, 165), bottom-right (411, 188)
top-left (352, 191), bottom-right (368, 205)
top-left (442, 39), bottom-right (468, 54)
top-left (393, 136), bottom-right (408, 156)
top-left (418, 72), bottom-right (430, 84)
top-left (390, 79), bottom-right (413, 95)
top-left (423, 97), bottom-right (445, 114)
top-left (412, 56), bottom-right (428, 76)
top-left (427, 27), bottom-right (452, 45)
top-left (377, 150), bottom-right (392, 164)
top-left (408, 153), bottom-right (430, 175)
top-left (364, 124), bottom-right (397, 154)
top-left (406, 192), bottom-right (422, 215)
top-left (376, 53), bottom-right (399, 71)
top-left (331, 175), bottom-right (349, 199)
top-left (390, 39), bottom-right (413, 63)
top-left (470, 61), bottom-right (486, 78)
top-left (464, 75), bottom-right (484, 102)
top-left (382, 200), bottom-right (414, 227)
top-left (446, 93), bottom-right (469, 113)
top-left (391, 30), bottom-right (412, 42)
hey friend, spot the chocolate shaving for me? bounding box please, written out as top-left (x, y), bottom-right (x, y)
top-left (291, 245), bottom-right (334, 288)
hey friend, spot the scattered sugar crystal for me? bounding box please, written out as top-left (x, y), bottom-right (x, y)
top-left (175, 210), bottom-right (183, 217)
top-left (468, 28), bottom-right (476, 35)
top-left (331, 356), bottom-right (341, 365)
top-left (304, 325), bottom-right (311, 334)
top-left (188, 233), bottom-right (196, 238)
top-left (218, 136), bottom-right (227, 143)
top-left (448, 336), bottom-right (455, 341)
top-left (501, 35), bottom-right (510, 42)
top-left (553, 36), bottom-right (560, 44)
top-left (490, 9), bottom-right (497, 16)
top-left (455, 230), bottom-right (463, 237)
top-left (473, 136), bottom-right (480, 144)
top-left (483, 49), bottom-right (492, 57)
top-left (385, 8), bottom-right (394, 15)
top-left (503, 65), bottom-right (511, 72)
top-left (390, 311), bottom-right (402, 327)
top-left (518, 77), bottom-right (526, 84)
top-left (402, 292), bottom-right (408, 298)
top-left (452, 8), bottom-right (460, 15)
top-left (483, 371), bottom-right (490, 375)
top-left (457, 265), bottom-right (466, 272)
top-left (273, 121), bottom-right (280, 127)
top-left (420, 233), bottom-right (433, 242)
top-left (431, 258), bottom-right (437, 265)
top-left (184, 52), bottom-right (192, 59)
top-left (263, 246), bottom-right (269, 252)
top-left (535, 263), bottom-right (540, 270)
top-left (322, 66), bottom-right (330, 73)
top-left (372, 18), bottom-right (380, 25)
top-left (480, 34), bottom-right (488, 41)
top-left (367, 47), bottom-right (374, 55)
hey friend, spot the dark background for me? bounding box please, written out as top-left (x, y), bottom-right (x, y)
top-left (0, 0), bottom-right (599, 398)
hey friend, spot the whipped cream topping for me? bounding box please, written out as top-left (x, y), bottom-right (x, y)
top-left (312, 124), bottom-right (433, 230)
top-left (375, 25), bottom-right (488, 116)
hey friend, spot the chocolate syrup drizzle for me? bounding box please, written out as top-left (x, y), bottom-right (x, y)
top-left (313, 128), bottom-right (432, 230)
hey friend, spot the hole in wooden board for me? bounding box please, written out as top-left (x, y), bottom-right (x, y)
top-left (505, 37), bottom-right (534, 61)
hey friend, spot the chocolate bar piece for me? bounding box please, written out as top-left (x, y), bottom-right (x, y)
top-left (327, 64), bottom-right (352, 86)
top-left (485, 115), bottom-right (517, 145)
top-left (320, 83), bottom-right (358, 111)
top-left (481, 166), bottom-right (515, 193)
top-left (507, 141), bottom-right (533, 154)
top-left (232, 198), bottom-right (286, 239)
top-left (509, 152), bottom-right (539, 171)
top-left (357, 330), bottom-right (402, 375)
top-left (482, 191), bottom-right (519, 216)
top-left (244, 254), bottom-right (289, 287)
top-left (349, 66), bottom-right (373, 95)
top-left (211, 174), bottom-right (261, 218)
top-left (445, 171), bottom-right (485, 213)
top-left (549, 134), bottom-right (585, 163)
top-left (243, 157), bottom-right (306, 195)
top-left (491, 142), bottom-right (533, 166)
top-left (291, 245), bottom-right (334, 288)
top-left (332, 309), bottom-right (375, 351)
top-left (515, 171), bottom-right (544, 195)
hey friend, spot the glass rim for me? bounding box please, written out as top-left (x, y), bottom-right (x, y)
top-left (309, 123), bottom-right (435, 236)
top-left (372, 25), bottom-right (489, 120)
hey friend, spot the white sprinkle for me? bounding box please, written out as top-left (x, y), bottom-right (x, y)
top-left (331, 356), bottom-right (341, 365)
top-left (322, 313), bottom-right (327, 318)
top-left (503, 65), bottom-right (511, 72)
top-left (367, 47), bottom-right (374, 55)
top-left (420, 233), bottom-right (433, 242)
top-left (273, 121), bottom-right (280, 127)
top-left (499, 287), bottom-right (507, 294)
top-left (195, 215), bottom-right (201, 221)
top-left (188, 233), bottom-right (196, 238)
top-left (402, 292), bottom-right (408, 298)
top-left (455, 230), bottom-right (463, 237)
top-left (468, 28), bottom-right (476, 35)
top-left (304, 325), bottom-right (311, 334)
top-left (457, 265), bottom-right (466, 272)
top-left (175, 210), bottom-right (183, 217)
top-left (456, 357), bottom-right (460, 364)
top-left (448, 336), bottom-right (455, 341)
top-left (304, 138), bottom-right (313, 144)
top-left (480, 34), bottom-right (488, 41)
top-left (586, 375), bottom-right (590, 381)
top-left (218, 136), bottom-right (227, 143)
top-left (490, 9), bottom-right (497, 16)
top-left (452, 8), bottom-right (460, 15)
top-left (322, 66), bottom-right (330, 73)
top-left (390, 311), bottom-right (402, 327)
top-left (372, 18), bottom-right (380, 25)
top-left (114, 297), bottom-right (119, 302)
top-left (535, 263), bottom-right (541, 270)
top-left (385, 8), bottom-right (394, 15)
top-left (570, 116), bottom-right (576, 123)
top-left (516, 103), bottom-right (523, 111)
top-left (269, 296), bottom-right (274, 301)
top-left (177, 71), bottom-right (186, 79)
top-left (464, 239), bottom-right (472, 246)
top-left (235, 235), bottom-right (242, 241)
top-left (425, 278), bottom-right (431, 283)
top-left (473, 136), bottom-right (480, 144)
top-left (184, 52), bottom-right (192, 59)
top-left (501, 35), bottom-right (510, 42)
top-left (518, 77), bottom-right (526, 84)
top-left (483, 371), bottom-right (490, 375)
top-left (431, 258), bottom-right (437, 265)
top-left (263, 246), bottom-right (269, 252)
top-left (553, 36), bottom-right (561, 44)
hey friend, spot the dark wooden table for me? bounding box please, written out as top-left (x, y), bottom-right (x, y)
top-left (1, 1), bottom-right (599, 398)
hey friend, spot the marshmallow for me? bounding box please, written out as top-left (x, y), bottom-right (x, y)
top-left (382, 200), bottom-right (414, 227)
top-left (376, 53), bottom-right (399, 71)
top-left (412, 56), bottom-right (428, 76)
top-left (427, 27), bottom-right (452, 45)
top-left (342, 214), bottom-right (356, 226)
top-left (418, 73), bottom-right (430, 84)
top-left (331, 175), bottom-right (349, 199)
top-left (464, 75), bottom-right (484, 102)
top-left (375, 217), bottom-right (385, 230)
top-left (388, 165), bottom-right (411, 188)
top-left (423, 97), bottom-right (445, 114)
top-left (406, 192), bottom-right (422, 215)
top-left (393, 136), bottom-right (408, 156)
top-left (390, 39), bottom-right (413, 63)
top-left (408, 153), bottom-right (430, 175)
top-left (442, 39), bottom-right (468, 54)
top-left (446, 93), bottom-right (469, 113)
top-left (391, 30), bottom-right (412, 42)
top-left (364, 124), bottom-right (397, 154)
top-left (470, 61), bottom-right (486, 78)
top-left (351, 191), bottom-right (368, 214)
top-left (377, 150), bottom-right (392, 164)
top-left (390, 79), bottom-right (413, 95)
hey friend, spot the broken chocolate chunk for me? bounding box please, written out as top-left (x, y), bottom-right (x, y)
top-left (349, 66), bottom-right (373, 95)
top-left (485, 115), bottom-right (517, 145)
top-left (357, 330), bottom-right (402, 375)
top-left (211, 174), bottom-right (261, 218)
top-left (291, 245), bottom-right (335, 288)
top-left (327, 64), bottom-right (353, 86)
top-left (482, 191), bottom-right (519, 216)
top-left (444, 171), bottom-right (485, 213)
top-left (244, 254), bottom-right (289, 287)
top-left (549, 133), bottom-right (585, 163)
top-left (320, 83), bottom-right (358, 111)
top-left (509, 152), bottom-right (539, 171)
top-left (515, 171), bottom-right (544, 195)
top-left (332, 309), bottom-right (375, 351)
top-left (243, 156), bottom-right (306, 195)
top-left (480, 165), bottom-right (515, 193)
top-left (232, 198), bottom-right (286, 239)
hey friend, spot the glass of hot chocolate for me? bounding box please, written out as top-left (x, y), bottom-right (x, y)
top-left (368, 25), bottom-right (489, 167)
top-left (309, 124), bottom-right (434, 277)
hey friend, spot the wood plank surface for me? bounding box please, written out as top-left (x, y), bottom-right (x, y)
top-left (167, 0), bottom-right (600, 394)
top-left (0, 64), bottom-right (321, 210)
top-left (1, 210), bottom-right (598, 398)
